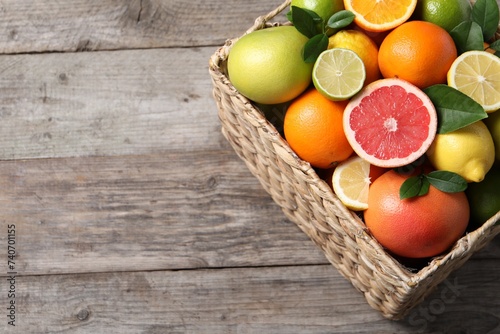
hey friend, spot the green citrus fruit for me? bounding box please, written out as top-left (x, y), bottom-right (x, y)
top-left (466, 165), bottom-right (500, 228)
top-left (485, 111), bottom-right (500, 162)
top-left (227, 26), bottom-right (313, 105)
top-left (413, 0), bottom-right (472, 32)
top-left (291, 0), bottom-right (345, 32)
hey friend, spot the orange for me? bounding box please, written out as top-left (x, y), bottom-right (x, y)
top-left (284, 88), bottom-right (353, 169)
top-left (378, 21), bottom-right (457, 89)
top-left (343, 0), bottom-right (417, 32)
top-left (364, 170), bottom-right (470, 258)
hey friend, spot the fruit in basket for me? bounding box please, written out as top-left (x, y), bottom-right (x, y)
top-left (312, 48), bottom-right (366, 101)
top-left (344, 0), bottom-right (417, 32)
top-left (426, 120), bottom-right (495, 182)
top-left (283, 87), bottom-right (353, 169)
top-left (343, 78), bottom-right (438, 168)
top-left (466, 166), bottom-right (500, 228)
top-left (364, 169), bottom-right (470, 258)
top-left (328, 29), bottom-right (381, 85)
top-left (447, 50), bottom-right (500, 113)
top-left (331, 155), bottom-right (387, 211)
top-left (291, 0), bottom-right (345, 32)
top-left (378, 20), bottom-right (457, 89)
top-left (413, 0), bottom-right (472, 32)
top-left (227, 26), bottom-right (312, 105)
top-left (485, 110), bottom-right (500, 162)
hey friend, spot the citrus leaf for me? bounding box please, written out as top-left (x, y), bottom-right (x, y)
top-left (472, 0), bottom-right (500, 41)
top-left (400, 175), bottom-right (430, 199)
top-left (291, 6), bottom-right (323, 38)
top-left (450, 21), bottom-right (485, 54)
top-left (424, 84), bottom-right (487, 134)
top-left (426, 171), bottom-right (468, 193)
top-left (326, 10), bottom-right (355, 30)
top-left (303, 33), bottom-right (328, 63)
top-left (489, 39), bottom-right (500, 50)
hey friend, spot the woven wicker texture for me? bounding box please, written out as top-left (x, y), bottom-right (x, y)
top-left (209, 0), bottom-right (500, 320)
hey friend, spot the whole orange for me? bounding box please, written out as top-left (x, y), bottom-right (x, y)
top-left (378, 21), bottom-right (457, 89)
top-left (284, 88), bottom-right (353, 169)
top-left (364, 170), bottom-right (469, 258)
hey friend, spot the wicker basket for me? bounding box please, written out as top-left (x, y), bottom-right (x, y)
top-left (208, 0), bottom-right (500, 320)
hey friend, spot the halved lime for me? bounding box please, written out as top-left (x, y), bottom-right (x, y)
top-left (312, 48), bottom-right (366, 101)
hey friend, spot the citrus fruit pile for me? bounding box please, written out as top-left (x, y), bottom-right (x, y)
top-left (227, 0), bottom-right (500, 259)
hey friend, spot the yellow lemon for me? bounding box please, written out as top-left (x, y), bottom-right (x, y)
top-left (227, 26), bottom-right (313, 105)
top-left (426, 121), bottom-right (495, 182)
top-left (328, 29), bottom-right (381, 85)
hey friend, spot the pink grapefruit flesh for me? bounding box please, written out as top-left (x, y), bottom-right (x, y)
top-left (343, 78), bottom-right (437, 168)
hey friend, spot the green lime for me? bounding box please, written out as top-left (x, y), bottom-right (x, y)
top-left (485, 111), bottom-right (500, 163)
top-left (466, 166), bottom-right (500, 228)
top-left (312, 48), bottom-right (366, 101)
top-left (227, 26), bottom-right (313, 105)
top-left (413, 0), bottom-right (472, 32)
top-left (291, 0), bottom-right (345, 34)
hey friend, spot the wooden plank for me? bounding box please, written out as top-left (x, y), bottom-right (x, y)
top-left (2, 261), bottom-right (499, 333)
top-left (0, 151), bottom-right (328, 276)
top-left (0, 47), bottom-right (226, 160)
top-left (0, 0), bottom-right (287, 54)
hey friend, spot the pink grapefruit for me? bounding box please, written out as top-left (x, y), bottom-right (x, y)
top-left (343, 78), bottom-right (437, 168)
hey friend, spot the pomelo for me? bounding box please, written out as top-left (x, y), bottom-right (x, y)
top-left (227, 26), bottom-right (313, 105)
top-left (343, 78), bottom-right (438, 168)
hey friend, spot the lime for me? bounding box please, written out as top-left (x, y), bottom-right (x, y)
top-left (291, 0), bottom-right (345, 33)
top-left (426, 121), bottom-right (495, 182)
top-left (328, 29), bottom-right (381, 85)
top-left (485, 111), bottom-right (500, 162)
top-left (312, 48), bottom-right (366, 101)
top-left (227, 26), bottom-right (313, 105)
top-left (413, 0), bottom-right (471, 32)
top-left (466, 166), bottom-right (500, 228)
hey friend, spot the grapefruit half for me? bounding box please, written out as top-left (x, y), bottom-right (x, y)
top-left (343, 78), bottom-right (437, 168)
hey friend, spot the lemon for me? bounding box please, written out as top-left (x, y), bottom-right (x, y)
top-left (312, 48), bottom-right (366, 101)
top-left (485, 111), bottom-right (500, 162)
top-left (331, 156), bottom-right (371, 211)
top-left (227, 26), bottom-right (313, 105)
top-left (426, 121), bottom-right (495, 182)
top-left (291, 0), bottom-right (345, 33)
top-left (413, 0), bottom-right (471, 32)
top-left (466, 166), bottom-right (500, 228)
top-left (447, 50), bottom-right (500, 113)
top-left (328, 30), bottom-right (381, 85)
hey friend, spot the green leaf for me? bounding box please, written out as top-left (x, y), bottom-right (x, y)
top-left (489, 39), bottom-right (500, 51)
top-left (424, 84), bottom-right (487, 134)
top-left (426, 171), bottom-right (468, 193)
top-left (400, 175), bottom-right (430, 199)
top-left (472, 0), bottom-right (500, 41)
top-left (302, 33), bottom-right (329, 63)
top-left (450, 21), bottom-right (485, 54)
top-left (327, 10), bottom-right (355, 30)
top-left (291, 6), bottom-right (323, 38)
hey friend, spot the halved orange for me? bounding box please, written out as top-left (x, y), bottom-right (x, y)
top-left (344, 0), bottom-right (418, 32)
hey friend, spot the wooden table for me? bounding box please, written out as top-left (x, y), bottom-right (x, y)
top-left (1, 1), bottom-right (499, 333)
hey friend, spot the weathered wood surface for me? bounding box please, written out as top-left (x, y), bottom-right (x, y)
top-left (0, 0), bottom-right (498, 332)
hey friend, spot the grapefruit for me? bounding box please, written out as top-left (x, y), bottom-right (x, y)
top-left (364, 169), bottom-right (470, 259)
top-left (343, 78), bottom-right (438, 168)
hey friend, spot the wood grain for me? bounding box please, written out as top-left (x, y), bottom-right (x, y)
top-left (0, 0), bottom-right (286, 54)
top-left (2, 260), bottom-right (499, 333)
top-left (0, 151), bottom-right (328, 276)
top-left (0, 47), bottom-right (226, 160)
